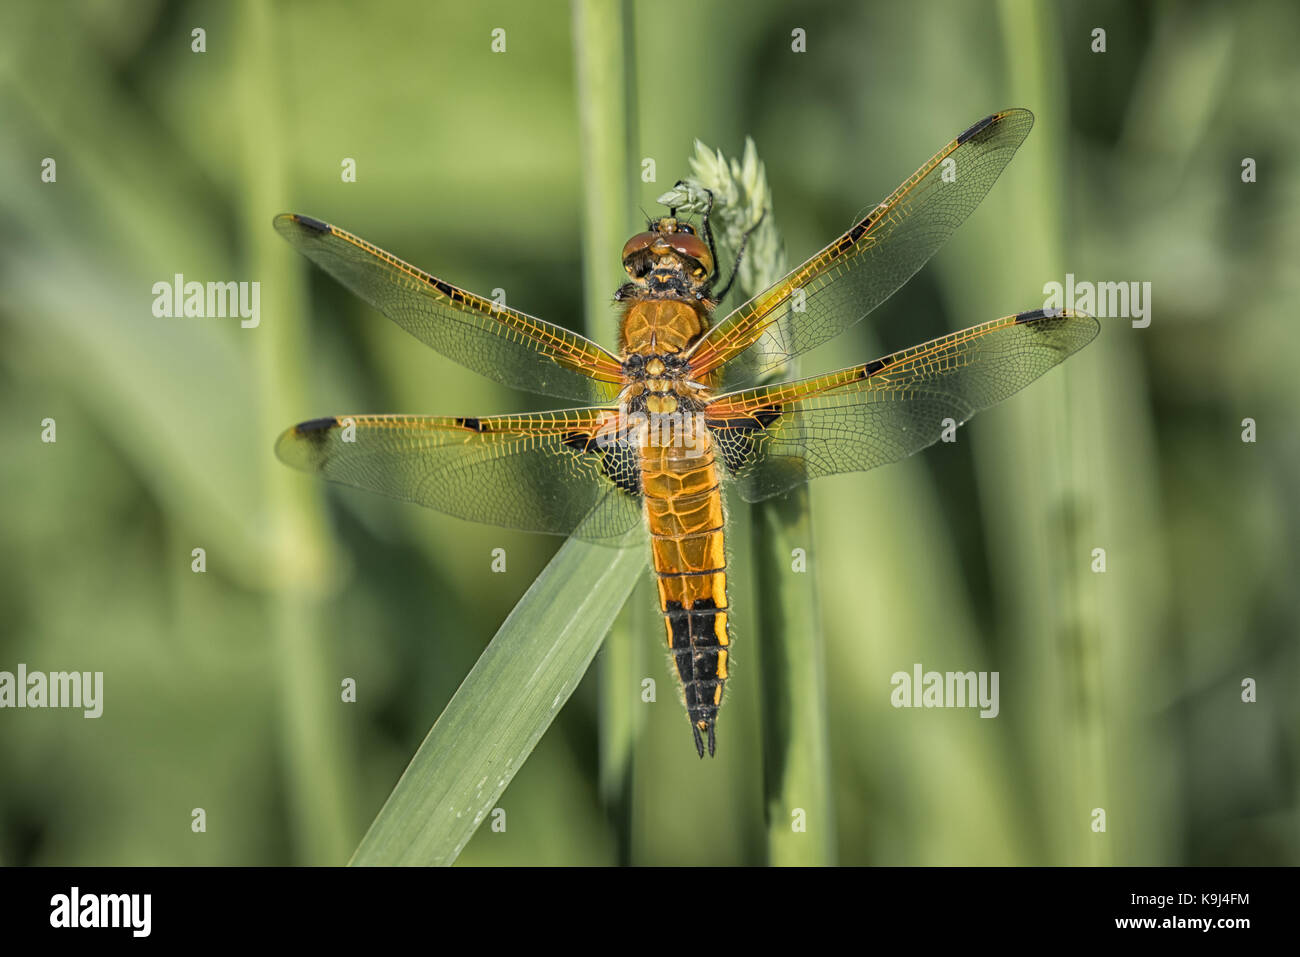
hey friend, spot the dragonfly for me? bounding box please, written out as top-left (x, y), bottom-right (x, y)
top-left (274, 108), bottom-right (1098, 758)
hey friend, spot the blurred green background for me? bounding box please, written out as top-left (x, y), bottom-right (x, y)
top-left (1, 0), bottom-right (1296, 865)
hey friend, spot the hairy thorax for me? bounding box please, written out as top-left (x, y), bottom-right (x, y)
top-left (618, 298), bottom-right (715, 417)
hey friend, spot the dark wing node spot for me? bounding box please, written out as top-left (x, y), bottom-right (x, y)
top-left (956, 113), bottom-right (997, 145)
top-left (564, 430), bottom-right (642, 497)
top-left (429, 276), bottom-right (457, 297)
top-left (295, 215), bottom-right (331, 234)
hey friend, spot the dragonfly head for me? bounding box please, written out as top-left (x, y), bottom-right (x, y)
top-left (618, 217), bottom-right (715, 302)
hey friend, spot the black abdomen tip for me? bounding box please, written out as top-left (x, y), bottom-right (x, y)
top-left (690, 716), bottom-right (717, 758)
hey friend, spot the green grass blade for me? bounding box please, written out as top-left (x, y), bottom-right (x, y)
top-left (753, 490), bottom-right (836, 863)
top-left (570, 0), bottom-right (642, 856)
top-left (240, 0), bottom-right (355, 864)
top-left (350, 538), bottom-right (644, 866)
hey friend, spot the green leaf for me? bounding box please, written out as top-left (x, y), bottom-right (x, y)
top-left (350, 537), bottom-right (645, 866)
top-left (570, 0), bottom-right (642, 858)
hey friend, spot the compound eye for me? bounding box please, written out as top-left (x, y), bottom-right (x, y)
top-left (667, 233), bottom-right (713, 274)
top-left (675, 223), bottom-right (696, 235)
top-left (621, 232), bottom-right (657, 264)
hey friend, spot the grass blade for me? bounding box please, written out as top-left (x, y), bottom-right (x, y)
top-left (350, 537), bottom-right (644, 866)
top-left (753, 491), bottom-right (836, 863)
top-left (571, 0), bottom-right (642, 857)
top-left (239, 0), bottom-right (355, 864)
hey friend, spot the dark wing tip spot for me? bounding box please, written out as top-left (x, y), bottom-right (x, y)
top-left (292, 416), bottom-right (338, 444)
top-left (1014, 307), bottom-right (1064, 324)
top-left (292, 416), bottom-right (339, 450)
top-left (294, 214), bottom-right (331, 234)
top-left (956, 113), bottom-right (997, 145)
top-left (863, 358), bottom-right (886, 377)
top-left (456, 416), bottom-right (484, 432)
top-left (295, 416), bottom-right (338, 434)
top-left (706, 404), bottom-right (782, 431)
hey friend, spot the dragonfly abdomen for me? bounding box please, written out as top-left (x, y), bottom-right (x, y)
top-left (640, 433), bottom-right (730, 757)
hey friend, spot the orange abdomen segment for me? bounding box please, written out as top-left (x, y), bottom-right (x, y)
top-left (640, 430), bottom-right (731, 757)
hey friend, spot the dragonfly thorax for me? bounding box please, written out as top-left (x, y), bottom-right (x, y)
top-left (622, 351), bottom-right (687, 378)
top-left (620, 351), bottom-right (707, 415)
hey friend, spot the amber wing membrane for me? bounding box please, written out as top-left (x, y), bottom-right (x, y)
top-left (274, 214), bottom-right (625, 403)
top-left (687, 109), bottom-right (1036, 389)
top-left (274, 410), bottom-right (645, 544)
top-left (705, 309), bottom-right (1099, 502)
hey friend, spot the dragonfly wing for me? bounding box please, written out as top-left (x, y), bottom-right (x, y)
top-left (275, 408), bottom-right (645, 545)
top-left (275, 214), bottom-right (625, 403)
top-left (688, 109), bottom-right (1036, 389)
top-left (704, 309), bottom-right (1099, 502)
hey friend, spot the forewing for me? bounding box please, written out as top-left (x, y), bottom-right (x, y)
top-left (275, 214), bottom-right (625, 403)
top-left (704, 309), bottom-right (1099, 502)
top-left (687, 109), bottom-right (1036, 388)
top-left (275, 409), bottom-right (645, 545)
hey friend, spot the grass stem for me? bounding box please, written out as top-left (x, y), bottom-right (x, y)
top-left (571, 0), bottom-right (642, 861)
